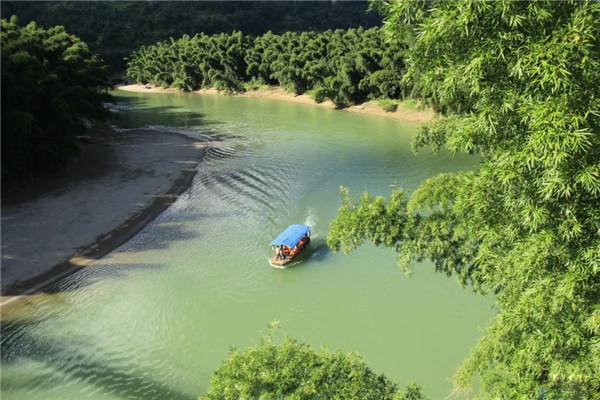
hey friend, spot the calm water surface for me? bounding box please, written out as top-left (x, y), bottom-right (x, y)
top-left (1, 91), bottom-right (493, 399)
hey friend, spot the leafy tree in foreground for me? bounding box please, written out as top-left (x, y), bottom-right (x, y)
top-left (1, 16), bottom-right (110, 182)
top-left (201, 333), bottom-right (426, 400)
top-left (329, 1), bottom-right (599, 398)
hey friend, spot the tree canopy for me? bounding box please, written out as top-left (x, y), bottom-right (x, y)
top-left (1, 1), bottom-right (381, 71)
top-left (328, 1), bottom-right (599, 398)
top-left (126, 27), bottom-right (406, 107)
top-left (201, 334), bottom-right (427, 400)
top-left (1, 16), bottom-right (110, 182)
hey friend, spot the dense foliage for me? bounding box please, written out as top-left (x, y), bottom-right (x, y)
top-left (201, 335), bottom-right (426, 400)
top-left (328, 1), bottom-right (599, 398)
top-left (1, 17), bottom-right (110, 182)
top-left (1, 1), bottom-right (380, 71)
top-left (126, 27), bottom-right (406, 107)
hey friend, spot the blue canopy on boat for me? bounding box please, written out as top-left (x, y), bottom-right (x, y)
top-left (271, 224), bottom-right (310, 247)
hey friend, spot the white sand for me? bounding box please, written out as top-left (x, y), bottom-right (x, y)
top-left (1, 127), bottom-right (206, 299)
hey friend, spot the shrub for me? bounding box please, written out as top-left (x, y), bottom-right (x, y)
top-left (201, 335), bottom-right (427, 400)
top-left (378, 99), bottom-right (399, 112)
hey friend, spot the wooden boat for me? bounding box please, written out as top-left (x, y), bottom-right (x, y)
top-left (270, 224), bottom-right (311, 267)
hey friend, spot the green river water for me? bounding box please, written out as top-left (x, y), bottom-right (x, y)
top-left (1, 90), bottom-right (493, 399)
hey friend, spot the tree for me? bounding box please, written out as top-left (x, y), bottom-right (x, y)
top-left (328, 1), bottom-right (599, 398)
top-left (201, 331), bottom-right (426, 400)
top-left (1, 17), bottom-right (111, 182)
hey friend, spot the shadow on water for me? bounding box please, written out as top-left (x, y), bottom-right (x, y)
top-left (1, 319), bottom-right (196, 400)
top-left (304, 238), bottom-right (332, 263)
top-left (109, 95), bottom-right (220, 131)
top-left (109, 104), bottom-right (245, 145)
top-left (110, 94), bottom-right (248, 145)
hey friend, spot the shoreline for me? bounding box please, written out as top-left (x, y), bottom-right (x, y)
top-left (0, 125), bottom-right (207, 310)
top-left (118, 84), bottom-right (436, 124)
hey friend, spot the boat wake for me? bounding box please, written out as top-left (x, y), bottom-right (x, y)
top-left (304, 208), bottom-right (318, 230)
top-left (268, 258), bottom-right (295, 269)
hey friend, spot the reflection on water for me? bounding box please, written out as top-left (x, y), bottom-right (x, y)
top-left (1, 91), bottom-right (493, 399)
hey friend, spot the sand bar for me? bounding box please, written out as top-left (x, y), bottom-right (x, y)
top-left (1, 125), bottom-right (206, 306)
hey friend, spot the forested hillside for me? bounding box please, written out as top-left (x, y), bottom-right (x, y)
top-left (1, 17), bottom-right (110, 182)
top-left (1, 1), bottom-right (380, 72)
top-left (126, 28), bottom-right (407, 107)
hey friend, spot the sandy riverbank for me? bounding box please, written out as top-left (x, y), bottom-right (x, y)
top-left (1, 125), bottom-right (206, 305)
top-left (118, 84), bottom-right (436, 124)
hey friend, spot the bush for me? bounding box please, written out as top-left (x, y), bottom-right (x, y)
top-left (201, 335), bottom-right (427, 400)
top-left (378, 99), bottom-right (399, 112)
top-left (242, 78), bottom-right (269, 92)
top-left (310, 86), bottom-right (332, 104)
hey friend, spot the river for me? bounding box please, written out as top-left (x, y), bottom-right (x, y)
top-left (1, 90), bottom-right (493, 399)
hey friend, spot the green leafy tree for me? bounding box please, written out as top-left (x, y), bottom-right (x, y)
top-left (328, 1), bottom-right (599, 398)
top-left (1, 17), bottom-right (110, 182)
top-left (201, 331), bottom-right (426, 400)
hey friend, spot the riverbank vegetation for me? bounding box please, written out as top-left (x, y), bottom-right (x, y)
top-left (329, 1), bottom-right (599, 398)
top-left (2, 1), bottom-right (380, 72)
top-left (125, 27), bottom-right (407, 108)
top-left (1, 16), bottom-right (110, 182)
top-left (201, 330), bottom-right (426, 400)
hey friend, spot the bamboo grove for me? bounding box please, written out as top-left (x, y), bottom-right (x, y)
top-left (126, 28), bottom-right (407, 107)
top-left (1, 17), bottom-right (110, 182)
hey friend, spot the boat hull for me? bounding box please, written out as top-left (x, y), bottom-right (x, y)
top-left (270, 257), bottom-right (291, 267)
top-left (270, 251), bottom-right (300, 266)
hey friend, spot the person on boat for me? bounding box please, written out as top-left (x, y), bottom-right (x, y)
top-left (298, 234), bottom-right (310, 249)
top-left (298, 237), bottom-right (307, 249)
top-left (289, 246), bottom-right (299, 258)
top-left (277, 246), bottom-right (285, 260)
top-left (282, 246), bottom-right (290, 257)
